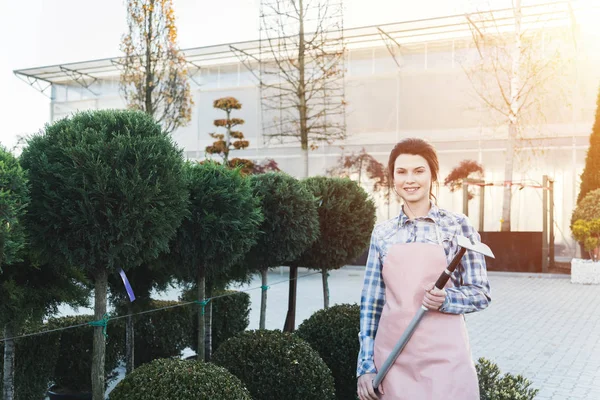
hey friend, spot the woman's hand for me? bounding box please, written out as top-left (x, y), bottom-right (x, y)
top-left (357, 373), bottom-right (381, 400)
top-left (423, 284), bottom-right (447, 311)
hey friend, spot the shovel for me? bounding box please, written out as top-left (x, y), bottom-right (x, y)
top-left (372, 235), bottom-right (495, 392)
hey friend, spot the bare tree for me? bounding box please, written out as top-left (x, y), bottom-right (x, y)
top-left (233, 0), bottom-right (345, 333)
top-left (120, 0), bottom-right (194, 134)
top-left (463, 1), bottom-right (572, 231)
top-left (232, 0), bottom-right (346, 178)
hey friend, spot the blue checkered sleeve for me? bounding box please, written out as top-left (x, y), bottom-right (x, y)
top-left (439, 215), bottom-right (492, 314)
top-left (357, 229), bottom-right (386, 377)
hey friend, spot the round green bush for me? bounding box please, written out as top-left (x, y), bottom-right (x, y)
top-left (296, 304), bottom-right (360, 400)
top-left (212, 330), bottom-right (336, 400)
top-left (109, 358), bottom-right (252, 400)
top-left (295, 176), bottom-right (376, 271)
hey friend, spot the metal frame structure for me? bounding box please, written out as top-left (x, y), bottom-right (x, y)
top-left (14, 1), bottom-right (589, 99)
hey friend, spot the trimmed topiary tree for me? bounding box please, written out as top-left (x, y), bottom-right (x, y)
top-left (20, 109), bottom-right (189, 400)
top-left (296, 304), bottom-right (360, 400)
top-left (171, 161), bottom-right (262, 361)
top-left (213, 330), bottom-right (336, 400)
top-left (294, 177), bottom-right (376, 308)
top-left (0, 146), bottom-right (89, 400)
top-left (244, 172), bottom-right (319, 329)
top-left (0, 145), bottom-right (29, 400)
top-left (110, 358), bottom-right (252, 400)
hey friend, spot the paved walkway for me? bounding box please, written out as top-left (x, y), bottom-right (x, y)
top-left (233, 267), bottom-right (600, 400)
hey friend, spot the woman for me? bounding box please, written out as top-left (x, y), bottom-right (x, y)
top-left (356, 138), bottom-right (491, 400)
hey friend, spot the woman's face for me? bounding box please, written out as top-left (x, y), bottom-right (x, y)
top-left (393, 153), bottom-right (432, 206)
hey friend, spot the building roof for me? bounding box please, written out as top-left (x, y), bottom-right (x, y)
top-left (13, 0), bottom-right (579, 95)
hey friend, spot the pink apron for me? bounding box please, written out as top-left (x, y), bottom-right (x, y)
top-left (373, 240), bottom-right (479, 399)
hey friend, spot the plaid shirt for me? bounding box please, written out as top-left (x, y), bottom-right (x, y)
top-left (357, 203), bottom-right (491, 377)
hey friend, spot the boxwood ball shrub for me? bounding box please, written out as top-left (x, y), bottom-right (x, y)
top-left (296, 304), bottom-right (361, 400)
top-left (212, 330), bottom-right (336, 400)
top-left (109, 358), bottom-right (252, 400)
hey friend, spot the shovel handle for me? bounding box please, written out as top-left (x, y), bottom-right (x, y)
top-left (434, 246), bottom-right (466, 289)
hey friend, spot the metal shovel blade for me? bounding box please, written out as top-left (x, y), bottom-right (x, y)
top-left (457, 235), bottom-right (495, 258)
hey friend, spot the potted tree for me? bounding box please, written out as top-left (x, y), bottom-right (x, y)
top-left (570, 188), bottom-right (600, 284)
top-left (171, 161), bottom-right (262, 361)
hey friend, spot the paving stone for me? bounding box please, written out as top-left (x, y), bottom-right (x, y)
top-left (229, 268), bottom-right (600, 398)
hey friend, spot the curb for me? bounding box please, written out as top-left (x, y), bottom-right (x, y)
top-left (487, 271), bottom-right (570, 279)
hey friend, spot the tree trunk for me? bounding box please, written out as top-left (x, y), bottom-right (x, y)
top-left (204, 288), bottom-right (213, 362)
top-left (283, 266), bottom-right (298, 333)
top-left (144, 2), bottom-right (154, 116)
top-left (259, 268), bottom-right (268, 330)
top-left (284, 0), bottom-right (306, 333)
top-left (322, 268), bottom-right (330, 309)
top-left (298, 0), bottom-right (309, 180)
top-left (92, 267), bottom-right (108, 400)
top-left (358, 158), bottom-right (363, 186)
top-left (224, 109), bottom-right (231, 165)
top-left (196, 269), bottom-right (206, 362)
top-left (125, 302), bottom-right (134, 374)
top-left (3, 324), bottom-right (15, 400)
top-left (501, 0), bottom-right (522, 232)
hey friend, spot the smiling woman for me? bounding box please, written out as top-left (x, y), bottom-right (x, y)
top-left (356, 137), bottom-right (491, 400)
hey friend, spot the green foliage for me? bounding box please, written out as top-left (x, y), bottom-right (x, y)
top-left (0, 258), bottom-right (89, 333)
top-left (110, 358), bottom-right (252, 400)
top-left (296, 304), bottom-right (360, 400)
top-left (213, 330), bottom-right (336, 400)
top-left (112, 299), bottom-right (192, 368)
top-left (46, 315), bottom-right (124, 392)
top-left (181, 289), bottom-right (251, 354)
top-left (20, 109), bottom-right (189, 275)
top-left (476, 358), bottom-right (539, 400)
top-left (577, 87), bottom-right (600, 204)
top-left (0, 145), bottom-right (28, 269)
top-left (572, 188), bottom-right (600, 224)
top-left (294, 177), bottom-right (376, 271)
top-left (171, 161), bottom-right (262, 284)
top-left (571, 219), bottom-right (600, 254)
top-left (0, 323), bottom-right (61, 400)
top-left (244, 172), bottom-right (319, 272)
